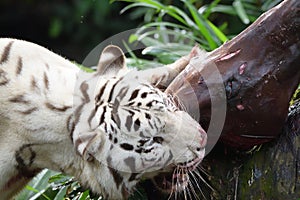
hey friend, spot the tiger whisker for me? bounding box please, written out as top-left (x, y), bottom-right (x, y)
top-left (168, 166), bottom-right (178, 200)
top-left (174, 166), bottom-right (180, 200)
top-left (189, 170), bottom-right (207, 200)
top-left (182, 168), bottom-right (188, 200)
top-left (197, 165), bottom-right (210, 176)
top-left (185, 175), bottom-right (194, 200)
top-left (130, 184), bottom-right (145, 199)
top-left (194, 169), bottom-right (214, 191)
top-left (186, 172), bottom-right (201, 200)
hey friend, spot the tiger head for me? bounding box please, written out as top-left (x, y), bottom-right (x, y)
top-left (72, 45), bottom-right (207, 199)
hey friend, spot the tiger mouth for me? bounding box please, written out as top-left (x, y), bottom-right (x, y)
top-left (177, 156), bottom-right (203, 171)
top-left (153, 156), bottom-right (203, 193)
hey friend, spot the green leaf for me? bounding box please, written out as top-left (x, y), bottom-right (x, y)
top-left (261, 0), bottom-right (282, 11)
top-left (120, 2), bottom-right (157, 14)
top-left (25, 185), bottom-right (51, 200)
top-left (164, 5), bottom-right (196, 28)
top-left (53, 186), bottom-right (68, 200)
top-left (48, 173), bottom-right (70, 184)
top-left (15, 169), bottom-right (58, 200)
top-left (206, 20), bottom-right (228, 43)
top-left (79, 190), bottom-right (90, 200)
top-left (142, 43), bottom-right (191, 56)
top-left (202, 0), bottom-right (221, 19)
top-left (129, 34), bottom-right (139, 43)
top-left (210, 4), bottom-right (237, 15)
top-left (233, 0), bottom-right (250, 24)
top-left (126, 57), bottom-right (162, 69)
top-left (290, 84), bottom-right (300, 105)
top-left (141, 21), bottom-right (189, 30)
top-left (141, 43), bottom-right (194, 64)
top-left (122, 40), bottom-right (138, 61)
top-left (183, 0), bottom-right (218, 49)
top-left (137, 32), bottom-right (165, 46)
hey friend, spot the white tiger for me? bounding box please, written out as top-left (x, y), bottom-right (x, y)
top-left (0, 38), bottom-right (207, 199)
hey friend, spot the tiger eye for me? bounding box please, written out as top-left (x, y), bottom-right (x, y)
top-left (141, 92), bottom-right (147, 98)
top-left (120, 143), bottom-right (134, 151)
top-left (153, 136), bottom-right (164, 144)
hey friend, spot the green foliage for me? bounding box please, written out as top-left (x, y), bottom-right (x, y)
top-left (291, 85), bottom-right (300, 105)
top-left (16, 170), bottom-right (56, 200)
top-left (117, 0), bottom-right (228, 51)
top-left (113, 0), bottom-right (281, 69)
top-left (16, 169), bottom-right (99, 200)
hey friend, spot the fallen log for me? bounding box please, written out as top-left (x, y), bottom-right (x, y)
top-left (143, 0), bottom-right (300, 199)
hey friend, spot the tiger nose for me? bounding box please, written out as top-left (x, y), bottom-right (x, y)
top-left (198, 126), bottom-right (207, 147)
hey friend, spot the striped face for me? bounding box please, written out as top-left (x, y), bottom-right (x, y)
top-left (71, 45), bottom-right (207, 198)
top-left (89, 75), bottom-right (177, 172)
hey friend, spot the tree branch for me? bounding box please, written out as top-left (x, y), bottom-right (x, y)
top-left (167, 0), bottom-right (300, 149)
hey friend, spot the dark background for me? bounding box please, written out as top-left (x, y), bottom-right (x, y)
top-left (0, 0), bottom-right (139, 62)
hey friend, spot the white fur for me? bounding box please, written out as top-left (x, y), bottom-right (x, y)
top-left (0, 39), bottom-right (207, 199)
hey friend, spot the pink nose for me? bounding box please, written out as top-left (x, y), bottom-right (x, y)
top-left (198, 126), bottom-right (207, 147)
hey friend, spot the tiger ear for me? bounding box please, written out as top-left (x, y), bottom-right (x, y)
top-left (97, 45), bottom-right (126, 75)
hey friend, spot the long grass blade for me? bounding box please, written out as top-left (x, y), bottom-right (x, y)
top-left (233, 0), bottom-right (250, 24)
top-left (183, 0), bottom-right (218, 49)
